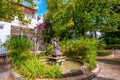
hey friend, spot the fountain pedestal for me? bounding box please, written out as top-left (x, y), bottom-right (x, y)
top-left (49, 56), bottom-right (66, 63)
top-left (48, 56), bottom-right (66, 66)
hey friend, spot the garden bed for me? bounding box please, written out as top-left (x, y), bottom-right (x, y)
top-left (11, 63), bottom-right (100, 80)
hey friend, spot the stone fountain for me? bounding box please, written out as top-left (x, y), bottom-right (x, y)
top-left (48, 38), bottom-right (66, 65)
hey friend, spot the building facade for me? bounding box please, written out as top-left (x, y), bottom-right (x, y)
top-left (0, 4), bottom-right (46, 51)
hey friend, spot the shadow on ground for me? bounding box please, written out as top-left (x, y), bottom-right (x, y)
top-left (97, 59), bottom-right (120, 66)
top-left (94, 76), bottom-right (117, 80)
top-left (0, 69), bottom-right (10, 73)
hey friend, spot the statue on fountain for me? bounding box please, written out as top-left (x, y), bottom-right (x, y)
top-left (48, 38), bottom-right (65, 65)
top-left (51, 38), bottom-right (63, 57)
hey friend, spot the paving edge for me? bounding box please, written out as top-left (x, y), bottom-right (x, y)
top-left (70, 64), bottom-right (100, 80)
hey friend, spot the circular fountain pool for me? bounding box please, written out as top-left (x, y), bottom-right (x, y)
top-left (47, 59), bottom-right (84, 77)
top-left (60, 60), bottom-right (83, 72)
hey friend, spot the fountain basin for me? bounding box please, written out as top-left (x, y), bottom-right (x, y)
top-left (46, 58), bottom-right (87, 77)
top-left (41, 58), bottom-right (85, 77)
top-left (61, 59), bottom-right (87, 77)
top-left (11, 59), bottom-right (100, 80)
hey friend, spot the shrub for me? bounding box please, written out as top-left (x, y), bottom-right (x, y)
top-left (4, 35), bottom-right (32, 65)
top-left (104, 31), bottom-right (120, 45)
top-left (97, 50), bottom-right (112, 56)
top-left (4, 36), bottom-right (62, 79)
top-left (105, 38), bottom-right (120, 45)
top-left (14, 56), bottom-right (62, 79)
top-left (44, 44), bottom-right (53, 56)
top-left (98, 39), bottom-right (107, 50)
top-left (59, 38), bottom-right (98, 57)
top-left (106, 45), bottom-right (120, 49)
top-left (46, 38), bottom-right (98, 70)
top-left (63, 38), bottom-right (98, 70)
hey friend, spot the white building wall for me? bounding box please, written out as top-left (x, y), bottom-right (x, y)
top-left (0, 21), bottom-right (11, 43)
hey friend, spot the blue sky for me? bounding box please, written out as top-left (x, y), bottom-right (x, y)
top-left (23, 0), bottom-right (47, 17)
top-left (34, 0), bottom-right (47, 17)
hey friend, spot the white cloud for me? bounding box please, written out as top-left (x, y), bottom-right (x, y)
top-left (35, 6), bottom-right (38, 9)
top-left (34, 0), bottom-right (42, 5)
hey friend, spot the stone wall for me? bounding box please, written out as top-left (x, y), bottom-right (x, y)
top-left (11, 26), bottom-right (45, 51)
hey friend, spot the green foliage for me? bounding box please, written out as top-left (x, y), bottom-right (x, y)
top-left (45, 0), bottom-right (120, 40)
top-left (98, 38), bottom-right (107, 50)
top-left (46, 38), bottom-right (98, 70)
top-left (44, 44), bottom-right (53, 56)
top-left (16, 0), bottom-right (36, 8)
top-left (106, 38), bottom-right (120, 45)
top-left (97, 50), bottom-right (112, 56)
top-left (0, 0), bottom-right (24, 21)
top-left (103, 31), bottom-right (120, 49)
top-left (4, 35), bottom-right (32, 65)
top-left (106, 45), bottom-right (120, 49)
top-left (59, 38), bottom-right (98, 70)
top-left (14, 56), bottom-right (62, 79)
top-left (104, 31), bottom-right (120, 45)
top-left (0, 0), bottom-right (36, 21)
top-left (4, 36), bottom-right (62, 79)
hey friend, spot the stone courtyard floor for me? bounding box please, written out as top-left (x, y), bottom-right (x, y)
top-left (93, 50), bottom-right (120, 80)
top-left (0, 50), bottom-right (120, 80)
top-left (0, 63), bottom-right (12, 80)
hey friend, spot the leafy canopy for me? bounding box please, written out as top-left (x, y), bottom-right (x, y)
top-left (45, 0), bottom-right (120, 40)
top-left (0, 0), bottom-right (36, 21)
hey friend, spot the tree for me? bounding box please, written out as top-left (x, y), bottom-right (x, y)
top-left (15, 0), bottom-right (36, 8)
top-left (0, 0), bottom-right (36, 21)
top-left (45, 0), bottom-right (120, 40)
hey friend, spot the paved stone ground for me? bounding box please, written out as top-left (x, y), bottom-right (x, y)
top-left (93, 61), bottom-right (120, 80)
top-left (0, 69), bottom-right (11, 80)
top-left (0, 59), bottom-right (12, 80)
top-left (0, 50), bottom-right (120, 80)
top-left (93, 50), bottom-right (120, 80)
